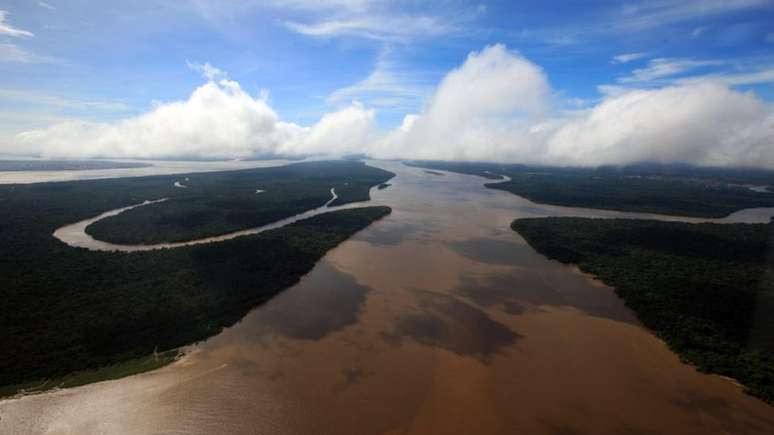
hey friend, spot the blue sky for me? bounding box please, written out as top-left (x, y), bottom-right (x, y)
top-left (1, 1), bottom-right (774, 166)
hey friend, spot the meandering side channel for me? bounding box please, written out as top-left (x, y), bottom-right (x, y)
top-left (53, 188), bottom-right (364, 252)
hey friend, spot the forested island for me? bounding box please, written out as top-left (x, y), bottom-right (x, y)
top-left (512, 217), bottom-right (774, 402)
top-left (0, 161), bottom-right (393, 397)
top-left (86, 161), bottom-right (393, 244)
top-left (411, 161), bottom-right (774, 218)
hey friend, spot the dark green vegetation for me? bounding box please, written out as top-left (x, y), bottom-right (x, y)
top-left (512, 217), bottom-right (774, 402)
top-left (0, 351), bottom-right (179, 398)
top-left (0, 161), bottom-right (392, 396)
top-left (86, 161), bottom-right (393, 244)
top-left (0, 159), bottom-right (151, 171)
top-left (411, 161), bottom-right (774, 218)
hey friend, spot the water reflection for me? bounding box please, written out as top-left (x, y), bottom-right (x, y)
top-left (2, 160), bottom-right (774, 435)
top-left (384, 289), bottom-right (520, 361)
top-left (232, 262), bottom-right (373, 341)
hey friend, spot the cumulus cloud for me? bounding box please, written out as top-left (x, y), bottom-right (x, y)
top-left (371, 45), bottom-right (774, 168)
top-left (547, 82), bottom-right (774, 167)
top-left (370, 44), bottom-right (552, 161)
top-left (11, 45), bottom-right (774, 169)
top-left (15, 78), bottom-right (374, 160)
top-left (301, 102), bottom-right (375, 155)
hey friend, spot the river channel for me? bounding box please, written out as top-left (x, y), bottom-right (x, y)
top-left (1, 160), bottom-right (773, 435)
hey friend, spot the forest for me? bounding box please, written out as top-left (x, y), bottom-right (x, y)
top-left (87, 160), bottom-right (394, 244)
top-left (512, 217), bottom-right (774, 402)
top-left (0, 161), bottom-right (393, 396)
top-left (411, 161), bottom-right (774, 217)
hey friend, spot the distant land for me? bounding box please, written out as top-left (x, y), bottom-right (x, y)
top-left (86, 161), bottom-right (393, 245)
top-left (512, 217), bottom-right (774, 403)
top-left (0, 160), bottom-right (393, 397)
top-left (0, 160), bottom-right (152, 171)
top-left (411, 161), bottom-right (774, 218)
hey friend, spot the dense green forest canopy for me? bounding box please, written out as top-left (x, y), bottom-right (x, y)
top-left (512, 217), bottom-right (774, 402)
top-left (0, 161), bottom-right (393, 396)
top-left (410, 161), bottom-right (774, 218)
top-left (86, 160), bottom-right (394, 244)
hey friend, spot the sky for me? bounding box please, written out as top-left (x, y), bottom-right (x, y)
top-left (1, 0), bottom-right (773, 167)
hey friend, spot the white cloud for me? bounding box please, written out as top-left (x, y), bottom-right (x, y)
top-left (596, 84), bottom-right (631, 96)
top-left (284, 14), bottom-right (454, 41)
top-left (10, 47), bottom-right (774, 169)
top-left (14, 76), bottom-right (374, 160)
top-left (0, 10), bottom-right (33, 38)
top-left (327, 49), bottom-right (431, 112)
top-left (612, 52), bottom-right (648, 64)
top-left (675, 67), bottom-right (774, 86)
top-left (38, 2), bottom-right (56, 10)
top-left (616, 0), bottom-right (768, 31)
top-left (618, 58), bottom-right (724, 83)
top-left (518, 0), bottom-right (769, 44)
top-left (371, 45), bottom-right (774, 168)
top-left (300, 102), bottom-right (375, 155)
top-left (547, 82), bottom-right (774, 167)
top-left (277, 0), bottom-right (483, 42)
top-left (191, 0), bottom-right (469, 42)
top-left (186, 61), bottom-right (226, 81)
top-left (370, 44), bottom-right (552, 161)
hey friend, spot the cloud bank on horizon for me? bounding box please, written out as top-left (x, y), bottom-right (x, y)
top-left (14, 44), bottom-right (774, 168)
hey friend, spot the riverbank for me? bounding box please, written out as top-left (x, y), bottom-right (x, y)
top-left (0, 160), bottom-right (393, 396)
top-left (0, 351), bottom-right (180, 399)
top-left (3, 161), bottom-right (774, 435)
top-left (512, 217), bottom-right (774, 403)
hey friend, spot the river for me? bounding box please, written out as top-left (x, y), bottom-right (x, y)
top-left (1, 160), bottom-right (773, 434)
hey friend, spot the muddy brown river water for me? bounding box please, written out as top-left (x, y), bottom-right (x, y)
top-left (1, 160), bottom-right (774, 435)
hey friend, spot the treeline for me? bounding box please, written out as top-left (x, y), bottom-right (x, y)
top-left (0, 161), bottom-right (392, 395)
top-left (87, 160), bottom-right (394, 244)
top-left (512, 217), bottom-right (774, 402)
top-left (410, 161), bottom-right (774, 218)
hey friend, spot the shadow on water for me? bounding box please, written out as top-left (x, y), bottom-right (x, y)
top-left (5, 160), bottom-right (774, 435)
top-left (449, 237), bottom-right (547, 267)
top-left (383, 289), bottom-right (520, 362)
top-left (454, 270), bottom-right (639, 325)
top-left (352, 218), bottom-right (423, 247)
top-left (218, 262), bottom-right (374, 343)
